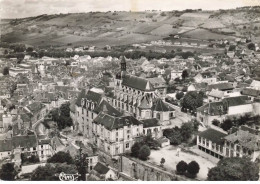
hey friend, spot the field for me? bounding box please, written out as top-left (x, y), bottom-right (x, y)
top-left (1, 7), bottom-right (260, 47)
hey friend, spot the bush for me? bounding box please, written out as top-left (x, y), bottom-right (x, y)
top-left (176, 160), bottom-right (188, 175)
top-left (212, 119), bottom-right (220, 127)
top-left (248, 43), bottom-right (256, 50)
top-left (176, 92), bottom-right (184, 100)
top-left (131, 142), bottom-right (141, 157)
top-left (187, 161), bottom-right (200, 177)
top-left (138, 145), bottom-right (150, 161)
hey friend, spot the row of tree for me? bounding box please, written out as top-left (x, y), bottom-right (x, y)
top-left (163, 120), bottom-right (199, 145)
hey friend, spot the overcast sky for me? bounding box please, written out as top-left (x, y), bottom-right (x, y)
top-left (0, 0), bottom-right (258, 19)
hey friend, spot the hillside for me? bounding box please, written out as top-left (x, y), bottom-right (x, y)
top-left (1, 7), bottom-right (260, 48)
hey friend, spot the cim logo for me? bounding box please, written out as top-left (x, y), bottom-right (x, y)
top-left (58, 172), bottom-right (80, 181)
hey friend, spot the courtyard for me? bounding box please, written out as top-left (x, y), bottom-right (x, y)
top-left (147, 145), bottom-right (218, 180)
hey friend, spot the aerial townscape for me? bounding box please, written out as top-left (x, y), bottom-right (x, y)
top-left (0, 3), bottom-right (260, 181)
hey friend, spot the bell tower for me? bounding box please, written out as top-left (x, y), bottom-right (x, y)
top-left (121, 56), bottom-right (126, 71)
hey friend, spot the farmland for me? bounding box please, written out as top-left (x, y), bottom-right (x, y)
top-left (1, 7), bottom-right (260, 48)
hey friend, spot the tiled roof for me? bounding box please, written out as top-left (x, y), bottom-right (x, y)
top-left (93, 100), bottom-right (122, 117)
top-left (241, 88), bottom-right (260, 97)
top-left (152, 99), bottom-right (175, 112)
top-left (12, 134), bottom-right (37, 149)
top-left (26, 102), bottom-right (45, 114)
top-left (93, 112), bottom-right (142, 131)
top-left (197, 101), bottom-right (227, 116)
top-left (0, 139), bottom-right (12, 152)
top-left (224, 129), bottom-right (260, 150)
top-left (207, 83), bottom-right (234, 91)
top-left (139, 95), bottom-right (152, 109)
top-left (199, 128), bottom-right (227, 144)
top-left (122, 75), bottom-right (154, 91)
top-left (222, 96), bottom-right (249, 107)
top-left (208, 89), bottom-right (224, 98)
top-left (141, 118), bottom-right (160, 128)
top-left (93, 162), bottom-right (110, 174)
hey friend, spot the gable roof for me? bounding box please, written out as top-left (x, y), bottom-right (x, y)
top-left (224, 129), bottom-right (260, 150)
top-left (93, 162), bottom-right (110, 174)
top-left (93, 100), bottom-right (122, 117)
top-left (222, 96), bottom-right (249, 107)
top-left (12, 134), bottom-right (37, 149)
top-left (152, 99), bottom-right (175, 112)
top-left (197, 101), bottom-right (227, 116)
top-left (207, 83), bottom-right (234, 91)
top-left (122, 75), bottom-right (154, 91)
top-left (93, 112), bottom-right (142, 131)
top-left (0, 139), bottom-right (12, 152)
top-left (141, 118), bottom-right (160, 128)
top-left (199, 128), bottom-right (227, 144)
top-left (241, 88), bottom-right (260, 97)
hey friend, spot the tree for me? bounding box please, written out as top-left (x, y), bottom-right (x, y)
top-left (131, 142), bottom-right (141, 157)
top-left (182, 91), bottom-right (204, 113)
top-left (0, 163), bottom-right (17, 180)
top-left (26, 47), bottom-right (34, 52)
top-left (182, 70), bottom-right (189, 79)
top-left (176, 160), bottom-right (188, 175)
top-left (160, 158), bottom-right (165, 167)
top-left (180, 122), bottom-right (194, 142)
top-left (50, 103), bottom-right (73, 130)
top-left (47, 151), bottom-right (74, 164)
top-left (187, 161), bottom-right (200, 177)
top-left (247, 43), bottom-right (256, 50)
top-left (138, 145), bottom-right (151, 161)
top-left (207, 157), bottom-right (259, 181)
top-left (17, 53), bottom-right (25, 64)
top-left (74, 147), bottom-right (88, 181)
top-left (220, 119), bottom-right (233, 131)
top-left (168, 128), bottom-right (182, 145)
top-left (176, 92), bottom-right (184, 100)
top-left (141, 134), bottom-right (160, 149)
top-left (31, 163), bottom-right (77, 181)
top-left (212, 119), bottom-right (220, 127)
top-left (3, 67), bottom-right (9, 75)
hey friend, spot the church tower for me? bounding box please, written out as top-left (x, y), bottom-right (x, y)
top-left (121, 56), bottom-right (126, 71)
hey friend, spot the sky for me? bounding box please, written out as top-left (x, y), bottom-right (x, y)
top-left (0, 0), bottom-right (259, 19)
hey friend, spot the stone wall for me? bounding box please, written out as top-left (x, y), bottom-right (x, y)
top-left (118, 155), bottom-right (178, 181)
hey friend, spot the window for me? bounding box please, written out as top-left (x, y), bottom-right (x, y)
top-left (90, 166), bottom-right (93, 170)
top-left (33, 147), bottom-right (36, 151)
top-left (91, 113), bottom-right (94, 119)
top-left (116, 132), bottom-right (118, 136)
top-left (116, 138), bottom-right (118, 141)
top-left (127, 130), bottom-right (130, 133)
top-left (41, 145), bottom-right (43, 149)
top-left (41, 151), bottom-right (43, 155)
top-left (127, 135), bottom-right (130, 139)
top-left (126, 143), bottom-right (129, 148)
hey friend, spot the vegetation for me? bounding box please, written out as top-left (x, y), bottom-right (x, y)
top-left (181, 70), bottom-right (189, 79)
top-left (2, 67), bottom-right (9, 75)
top-left (50, 102), bottom-right (73, 130)
top-left (138, 145), bottom-right (151, 161)
top-left (163, 120), bottom-right (199, 145)
top-left (176, 160), bottom-right (188, 175)
top-left (247, 43), bottom-right (256, 50)
top-left (181, 91), bottom-right (204, 115)
top-left (0, 163), bottom-right (17, 181)
top-left (160, 158), bottom-right (166, 167)
top-left (187, 161), bottom-right (200, 178)
top-left (176, 92), bottom-right (184, 100)
top-left (31, 163), bottom-right (77, 181)
top-left (212, 119), bottom-right (220, 127)
top-left (207, 157), bottom-right (259, 181)
top-left (21, 154), bottom-right (40, 165)
top-left (47, 151), bottom-right (74, 164)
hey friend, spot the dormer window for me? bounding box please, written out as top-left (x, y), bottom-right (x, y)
top-left (81, 99), bottom-right (85, 107)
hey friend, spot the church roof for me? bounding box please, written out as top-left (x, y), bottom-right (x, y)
top-left (122, 75), bottom-right (154, 91)
top-left (152, 99), bottom-right (175, 112)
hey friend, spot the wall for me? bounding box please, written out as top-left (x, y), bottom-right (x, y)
top-left (118, 155), bottom-right (179, 181)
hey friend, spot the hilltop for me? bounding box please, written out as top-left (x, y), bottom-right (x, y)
top-left (1, 6), bottom-right (260, 48)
